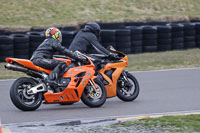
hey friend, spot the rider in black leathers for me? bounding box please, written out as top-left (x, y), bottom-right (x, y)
top-left (31, 27), bottom-right (86, 86)
top-left (69, 22), bottom-right (116, 57)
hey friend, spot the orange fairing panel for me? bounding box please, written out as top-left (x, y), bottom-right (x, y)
top-left (54, 58), bottom-right (71, 65)
top-left (44, 65), bottom-right (95, 103)
top-left (6, 57), bottom-right (52, 74)
top-left (6, 58), bottom-right (41, 71)
top-left (99, 58), bottom-right (128, 98)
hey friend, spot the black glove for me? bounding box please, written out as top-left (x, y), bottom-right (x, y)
top-left (74, 51), bottom-right (88, 63)
top-left (109, 53), bottom-right (118, 59)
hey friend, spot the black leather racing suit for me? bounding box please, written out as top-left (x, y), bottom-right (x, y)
top-left (31, 38), bottom-right (81, 81)
top-left (68, 30), bottom-right (110, 55)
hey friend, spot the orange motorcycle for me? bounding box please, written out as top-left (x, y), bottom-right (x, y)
top-left (88, 46), bottom-right (140, 101)
top-left (5, 52), bottom-right (107, 111)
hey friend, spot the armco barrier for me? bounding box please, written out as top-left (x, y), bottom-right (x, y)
top-left (0, 21), bottom-right (200, 62)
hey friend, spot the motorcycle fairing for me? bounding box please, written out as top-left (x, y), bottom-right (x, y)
top-left (99, 56), bottom-right (128, 98)
top-left (6, 57), bottom-right (71, 74)
top-left (43, 65), bottom-right (95, 104)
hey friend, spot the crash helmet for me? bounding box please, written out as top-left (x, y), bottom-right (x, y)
top-left (84, 22), bottom-right (101, 37)
top-left (45, 27), bottom-right (62, 43)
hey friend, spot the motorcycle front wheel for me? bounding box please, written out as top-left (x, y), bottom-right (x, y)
top-left (81, 79), bottom-right (107, 108)
top-left (117, 72), bottom-right (140, 101)
top-left (10, 77), bottom-right (43, 111)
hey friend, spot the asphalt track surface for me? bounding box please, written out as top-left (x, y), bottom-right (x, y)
top-left (0, 68), bottom-right (200, 124)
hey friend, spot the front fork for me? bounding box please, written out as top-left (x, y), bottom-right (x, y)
top-left (89, 77), bottom-right (98, 92)
top-left (122, 71), bottom-right (129, 81)
top-left (121, 71), bottom-right (132, 88)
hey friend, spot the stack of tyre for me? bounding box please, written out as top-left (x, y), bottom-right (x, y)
top-left (142, 26), bottom-right (158, 52)
top-left (10, 34), bottom-right (29, 59)
top-left (183, 23), bottom-right (196, 49)
top-left (61, 31), bottom-right (77, 48)
top-left (157, 25), bottom-right (172, 51)
top-left (99, 22), bottom-right (125, 29)
top-left (0, 29), bottom-right (4, 35)
top-left (125, 26), bottom-right (143, 53)
top-left (0, 36), bottom-right (14, 62)
top-left (168, 23), bottom-right (184, 50)
top-left (62, 25), bottom-right (77, 31)
top-left (195, 22), bottom-right (200, 47)
top-left (116, 29), bottom-right (131, 54)
top-left (100, 30), bottom-right (116, 49)
top-left (26, 31), bottom-right (45, 58)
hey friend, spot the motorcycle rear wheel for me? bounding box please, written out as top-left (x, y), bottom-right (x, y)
top-left (10, 77), bottom-right (43, 111)
top-left (117, 72), bottom-right (140, 101)
top-left (81, 79), bottom-right (107, 108)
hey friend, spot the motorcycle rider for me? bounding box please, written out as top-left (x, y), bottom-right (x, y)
top-left (68, 22), bottom-right (117, 57)
top-left (30, 27), bottom-right (86, 86)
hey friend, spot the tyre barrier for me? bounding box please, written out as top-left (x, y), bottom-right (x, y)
top-left (26, 31), bottom-right (45, 58)
top-left (167, 23), bottom-right (184, 50)
top-left (61, 31), bottom-right (77, 48)
top-left (157, 25), bottom-right (172, 51)
top-left (100, 30), bottom-right (116, 48)
top-left (125, 26), bottom-right (143, 53)
top-left (196, 22), bottom-right (200, 47)
top-left (10, 34), bottom-right (29, 59)
top-left (1, 21), bottom-right (200, 62)
top-left (116, 29), bottom-right (131, 54)
top-left (0, 35), bottom-right (14, 62)
top-left (142, 26), bottom-right (158, 52)
top-left (183, 23), bottom-right (196, 49)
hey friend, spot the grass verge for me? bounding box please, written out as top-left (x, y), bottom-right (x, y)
top-left (1, 0), bottom-right (200, 28)
top-left (112, 114), bottom-right (200, 132)
top-left (1, 48), bottom-right (200, 79)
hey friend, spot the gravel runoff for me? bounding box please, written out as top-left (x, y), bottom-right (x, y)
top-left (4, 111), bottom-right (200, 133)
top-left (4, 124), bottom-right (173, 133)
top-left (5, 121), bottom-right (199, 133)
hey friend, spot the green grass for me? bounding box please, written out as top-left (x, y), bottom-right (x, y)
top-left (113, 114), bottom-right (200, 132)
top-left (127, 48), bottom-right (200, 71)
top-left (0, 63), bottom-right (26, 79)
top-left (1, 0), bottom-right (200, 29)
top-left (1, 48), bottom-right (200, 79)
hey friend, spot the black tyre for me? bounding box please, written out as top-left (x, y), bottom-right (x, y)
top-left (81, 79), bottom-right (107, 108)
top-left (100, 30), bottom-right (116, 42)
top-left (100, 22), bottom-right (125, 29)
top-left (62, 26), bottom-right (77, 31)
top-left (143, 34), bottom-right (157, 40)
top-left (117, 48), bottom-right (132, 54)
top-left (26, 31), bottom-right (45, 42)
top-left (0, 44), bottom-right (13, 50)
top-left (131, 34), bottom-right (143, 40)
top-left (117, 72), bottom-right (139, 101)
top-left (10, 34), bottom-right (29, 43)
top-left (102, 42), bottom-right (117, 48)
top-left (143, 45), bottom-right (158, 52)
top-left (131, 46), bottom-right (143, 53)
top-left (158, 33), bottom-right (171, 39)
top-left (131, 40), bottom-right (142, 46)
top-left (172, 31), bottom-right (184, 37)
top-left (125, 26), bottom-right (143, 34)
top-left (0, 35), bottom-right (13, 44)
top-left (10, 77), bottom-right (43, 111)
top-left (142, 26), bottom-right (157, 34)
top-left (157, 25), bottom-right (171, 33)
top-left (158, 45), bottom-right (172, 51)
top-left (116, 36), bottom-right (131, 42)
